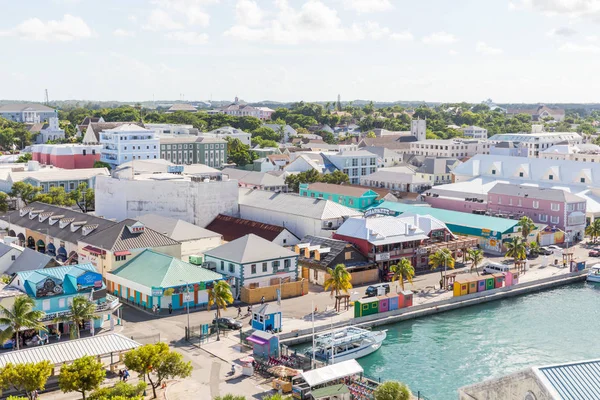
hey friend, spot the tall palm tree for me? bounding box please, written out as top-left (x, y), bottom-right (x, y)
top-left (429, 249), bottom-right (455, 288)
top-left (517, 216), bottom-right (536, 241)
top-left (586, 219), bottom-right (600, 243)
top-left (54, 296), bottom-right (98, 339)
top-left (323, 264), bottom-right (352, 312)
top-left (467, 249), bottom-right (484, 275)
top-left (0, 295), bottom-right (46, 350)
top-left (528, 241), bottom-right (540, 257)
top-left (208, 280), bottom-right (234, 341)
top-left (506, 237), bottom-right (527, 267)
top-left (390, 258), bottom-right (414, 292)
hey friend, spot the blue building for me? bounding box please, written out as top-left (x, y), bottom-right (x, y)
top-left (9, 264), bottom-right (120, 336)
top-left (251, 303), bottom-right (282, 332)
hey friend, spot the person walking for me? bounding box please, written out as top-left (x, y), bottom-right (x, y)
top-left (260, 296), bottom-right (265, 304)
top-left (237, 306), bottom-right (242, 318)
top-left (168, 303), bottom-right (173, 314)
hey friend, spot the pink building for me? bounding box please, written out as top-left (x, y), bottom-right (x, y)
top-left (31, 144), bottom-right (102, 169)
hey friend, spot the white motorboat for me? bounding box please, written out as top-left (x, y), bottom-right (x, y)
top-left (311, 326), bottom-right (386, 365)
top-left (587, 265), bottom-right (600, 283)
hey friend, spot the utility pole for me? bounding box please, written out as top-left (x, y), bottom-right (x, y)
top-left (44, 89), bottom-right (49, 105)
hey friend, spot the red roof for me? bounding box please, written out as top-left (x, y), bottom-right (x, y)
top-left (205, 214), bottom-right (292, 242)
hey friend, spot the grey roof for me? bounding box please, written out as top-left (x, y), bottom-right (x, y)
top-left (0, 242), bottom-right (16, 258)
top-left (362, 146), bottom-right (401, 159)
top-left (83, 219), bottom-right (180, 252)
top-left (221, 168), bottom-right (286, 187)
top-left (7, 247), bottom-right (59, 275)
top-left (204, 234), bottom-right (296, 264)
top-left (298, 235), bottom-right (369, 269)
top-left (135, 214), bottom-right (221, 241)
top-left (489, 183), bottom-right (585, 203)
top-left (87, 122), bottom-right (144, 142)
top-left (535, 359), bottom-right (600, 400)
top-left (168, 103), bottom-right (197, 112)
top-left (416, 157), bottom-right (460, 175)
top-left (0, 333), bottom-right (140, 367)
top-left (1, 202), bottom-right (116, 245)
top-left (0, 103), bottom-right (55, 112)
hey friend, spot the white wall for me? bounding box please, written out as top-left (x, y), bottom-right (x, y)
top-left (95, 176), bottom-right (239, 228)
top-left (274, 230), bottom-right (300, 247)
top-left (180, 236), bottom-right (222, 261)
top-left (0, 247), bottom-right (22, 274)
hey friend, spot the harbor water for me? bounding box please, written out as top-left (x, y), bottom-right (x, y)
top-left (356, 282), bottom-right (600, 399)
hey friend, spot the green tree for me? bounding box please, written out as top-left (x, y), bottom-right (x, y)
top-left (528, 241), bottom-right (539, 257)
top-left (0, 296), bottom-right (46, 350)
top-left (93, 161), bottom-right (112, 171)
top-left (0, 361), bottom-right (53, 400)
top-left (262, 394), bottom-right (293, 400)
top-left (208, 280), bottom-right (234, 341)
top-left (323, 264), bottom-right (353, 311)
top-left (16, 153), bottom-right (32, 163)
top-left (89, 382), bottom-right (146, 400)
top-left (252, 126), bottom-right (281, 142)
top-left (34, 186), bottom-right (75, 207)
top-left (10, 182), bottom-right (41, 205)
top-left (389, 258), bottom-right (414, 292)
top-left (366, 131), bottom-right (376, 138)
top-left (0, 192), bottom-right (9, 213)
top-left (214, 395), bottom-right (247, 400)
top-left (586, 219), bottom-right (600, 243)
top-left (124, 342), bottom-right (192, 399)
top-left (69, 183), bottom-right (95, 212)
top-left (466, 249), bottom-right (484, 275)
top-left (428, 248), bottom-right (455, 286)
top-left (0, 128), bottom-right (16, 151)
top-left (373, 380), bottom-right (411, 400)
top-left (506, 237), bottom-right (527, 266)
top-left (58, 355), bottom-right (106, 400)
top-left (517, 216), bottom-right (536, 241)
top-left (225, 137), bottom-right (257, 166)
top-left (321, 170), bottom-right (350, 185)
top-left (53, 296), bottom-right (98, 339)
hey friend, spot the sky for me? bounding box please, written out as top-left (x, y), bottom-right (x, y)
top-left (2, 0), bottom-right (600, 104)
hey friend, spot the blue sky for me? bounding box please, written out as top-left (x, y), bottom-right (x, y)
top-left (1, 0), bottom-right (600, 103)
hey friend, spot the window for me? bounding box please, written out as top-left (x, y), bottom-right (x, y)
top-left (549, 174), bottom-right (554, 180)
top-left (283, 239), bottom-right (287, 244)
top-left (229, 263), bottom-right (234, 273)
top-left (498, 196), bottom-right (502, 205)
top-left (220, 261), bottom-right (224, 271)
top-left (550, 215), bottom-right (559, 224)
top-left (581, 177), bottom-right (586, 183)
top-left (116, 255), bottom-right (127, 261)
top-left (509, 198), bottom-right (513, 206)
top-left (262, 262), bottom-right (267, 272)
top-left (83, 149), bottom-right (87, 156)
top-left (284, 259), bottom-right (291, 269)
top-left (578, 203), bottom-right (585, 210)
top-left (92, 149), bottom-right (96, 155)
top-left (519, 172), bottom-right (524, 177)
top-left (491, 169), bottom-right (496, 175)
top-left (533, 200), bottom-right (539, 209)
top-left (539, 214), bottom-right (548, 222)
top-left (551, 203), bottom-right (560, 211)
top-left (251, 264), bottom-right (256, 274)
top-left (42, 299), bottom-right (51, 311)
top-left (69, 182), bottom-right (75, 190)
top-left (59, 298), bottom-right (66, 308)
top-left (11, 255), bottom-right (15, 261)
top-left (518, 198), bottom-right (522, 207)
top-left (273, 260), bottom-right (280, 270)
top-left (567, 203), bottom-right (574, 211)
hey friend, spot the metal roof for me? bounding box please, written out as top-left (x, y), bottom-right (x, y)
top-left (82, 219), bottom-right (180, 252)
top-left (300, 359), bottom-right (363, 387)
top-left (535, 359), bottom-right (600, 400)
top-left (204, 234), bottom-right (297, 264)
top-left (0, 333), bottom-right (140, 367)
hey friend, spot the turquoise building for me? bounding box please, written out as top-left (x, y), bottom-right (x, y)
top-left (9, 264), bottom-right (120, 334)
top-left (299, 182), bottom-right (379, 210)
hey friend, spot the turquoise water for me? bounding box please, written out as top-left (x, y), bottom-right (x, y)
top-left (356, 283), bottom-right (600, 399)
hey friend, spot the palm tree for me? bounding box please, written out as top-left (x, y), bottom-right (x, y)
top-left (586, 219), bottom-right (600, 243)
top-left (429, 249), bottom-right (455, 288)
top-left (517, 216), bottom-right (536, 241)
top-left (323, 264), bottom-right (353, 312)
top-left (528, 241), bottom-right (540, 257)
top-left (467, 249), bottom-right (484, 275)
top-left (208, 280), bottom-right (234, 341)
top-left (0, 295), bottom-right (46, 350)
top-left (506, 237), bottom-right (527, 267)
top-left (389, 258), bottom-right (414, 291)
top-left (53, 296), bottom-right (98, 339)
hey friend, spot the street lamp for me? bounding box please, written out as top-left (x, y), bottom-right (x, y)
top-left (178, 280), bottom-right (191, 338)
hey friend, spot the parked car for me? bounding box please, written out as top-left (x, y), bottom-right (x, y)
top-left (365, 283), bottom-right (390, 297)
top-left (546, 245), bottom-right (562, 251)
top-left (538, 247), bottom-right (553, 255)
top-left (589, 250), bottom-right (600, 257)
top-left (212, 317), bottom-right (243, 330)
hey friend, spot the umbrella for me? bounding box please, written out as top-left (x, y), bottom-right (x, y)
top-left (268, 365), bottom-right (300, 378)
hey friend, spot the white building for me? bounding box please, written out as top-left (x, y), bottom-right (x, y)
top-left (541, 143), bottom-right (600, 162)
top-left (95, 163), bottom-right (239, 228)
top-left (359, 169), bottom-right (430, 193)
top-left (36, 117), bottom-right (65, 144)
top-left (144, 123), bottom-right (197, 136)
top-left (204, 234), bottom-right (298, 298)
top-left (409, 139), bottom-right (491, 158)
top-left (362, 146), bottom-right (403, 167)
top-left (461, 126), bottom-right (488, 139)
top-left (203, 126), bottom-right (252, 146)
top-left (488, 126), bottom-right (582, 157)
top-left (0, 103), bottom-right (57, 124)
top-left (238, 188), bottom-right (362, 239)
top-left (219, 98), bottom-right (274, 120)
top-left (326, 150), bottom-right (378, 185)
top-left (99, 124), bottom-right (160, 169)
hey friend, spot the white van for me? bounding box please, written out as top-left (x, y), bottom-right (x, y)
top-left (482, 262), bottom-right (511, 275)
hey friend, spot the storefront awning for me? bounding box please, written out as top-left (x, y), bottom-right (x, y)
top-left (114, 250), bottom-right (131, 256)
top-left (82, 245), bottom-right (106, 255)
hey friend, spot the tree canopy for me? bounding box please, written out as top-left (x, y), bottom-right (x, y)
top-left (0, 361), bottom-right (53, 400)
top-left (58, 355), bottom-right (106, 400)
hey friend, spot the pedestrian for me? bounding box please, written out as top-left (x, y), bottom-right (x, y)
top-left (35, 333), bottom-right (42, 346)
top-left (123, 369), bottom-right (130, 382)
top-left (168, 303), bottom-right (173, 314)
top-left (237, 306), bottom-right (242, 318)
top-left (41, 332), bottom-right (48, 345)
top-left (56, 330), bottom-right (61, 341)
top-left (32, 390), bottom-right (38, 399)
top-left (118, 369), bottom-right (124, 381)
top-left (260, 296), bottom-right (265, 304)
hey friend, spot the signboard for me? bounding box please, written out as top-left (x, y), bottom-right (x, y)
top-left (481, 228), bottom-right (491, 238)
top-left (151, 287), bottom-right (163, 297)
top-left (364, 208), bottom-right (396, 218)
top-left (36, 277), bottom-right (64, 298)
top-left (375, 252), bottom-right (390, 261)
top-left (77, 272), bottom-right (103, 290)
top-left (416, 247), bottom-right (429, 255)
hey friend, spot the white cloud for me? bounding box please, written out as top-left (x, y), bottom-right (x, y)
top-left (165, 31), bottom-right (209, 45)
top-left (476, 41), bottom-right (503, 55)
top-left (144, 9), bottom-right (184, 31)
top-left (347, 0), bottom-right (393, 13)
top-left (390, 31), bottom-right (414, 41)
top-left (0, 14), bottom-right (92, 41)
top-left (234, 0), bottom-right (263, 27)
top-left (513, 0), bottom-right (600, 18)
top-left (422, 31), bottom-right (457, 45)
top-left (113, 28), bottom-right (135, 37)
top-left (547, 27), bottom-right (577, 36)
top-left (151, 0), bottom-right (216, 27)
top-left (559, 42), bottom-right (600, 53)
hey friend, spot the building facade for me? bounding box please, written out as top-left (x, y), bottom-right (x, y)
top-left (32, 144), bottom-right (102, 169)
top-left (203, 126), bottom-right (252, 146)
top-left (488, 128), bottom-right (582, 158)
top-left (99, 124), bottom-right (160, 168)
top-left (159, 136), bottom-right (227, 168)
top-left (299, 182), bottom-right (379, 210)
top-left (0, 103), bottom-right (57, 123)
top-left (409, 139), bottom-right (491, 158)
top-left (326, 150), bottom-right (378, 185)
top-left (461, 126), bottom-right (488, 139)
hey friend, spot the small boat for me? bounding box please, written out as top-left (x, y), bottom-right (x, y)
top-left (588, 265), bottom-right (600, 283)
top-left (310, 326), bottom-right (386, 364)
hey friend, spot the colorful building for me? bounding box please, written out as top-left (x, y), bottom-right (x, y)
top-left (299, 182), bottom-right (379, 210)
top-left (31, 144), bottom-right (102, 169)
top-left (106, 249), bottom-right (223, 311)
top-left (8, 264), bottom-right (120, 334)
top-left (159, 136), bottom-right (227, 168)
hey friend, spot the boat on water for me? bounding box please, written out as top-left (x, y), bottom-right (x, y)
top-left (588, 265), bottom-right (600, 283)
top-left (310, 326), bottom-right (386, 364)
